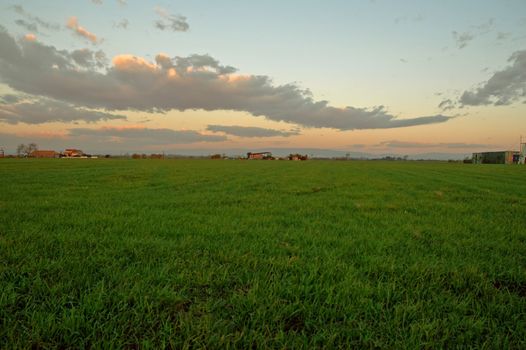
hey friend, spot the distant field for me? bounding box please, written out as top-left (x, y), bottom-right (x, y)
top-left (1, 159), bottom-right (525, 348)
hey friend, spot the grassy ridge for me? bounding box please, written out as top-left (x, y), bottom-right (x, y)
top-left (1, 159), bottom-right (525, 348)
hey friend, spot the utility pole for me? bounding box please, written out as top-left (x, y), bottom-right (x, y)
top-left (520, 135), bottom-right (526, 165)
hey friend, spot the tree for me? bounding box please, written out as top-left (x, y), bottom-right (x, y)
top-left (16, 144), bottom-right (24, 157)
top-left (16, 143), bottom-right (38, 157)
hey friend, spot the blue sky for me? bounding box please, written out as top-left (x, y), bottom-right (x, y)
top-left (0, 0), bottom-right (525, 155)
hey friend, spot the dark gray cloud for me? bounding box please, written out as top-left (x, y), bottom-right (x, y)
top-left (207, 125), bottom-right (300, 138)
top-left (0, 94), bottom-right (21, 104)
top-left (0, 26), bottom-right (450, 130)
top-left (0, 97), bottom-right (126, 124)
top-left (153, 53), bottom-right (237, 76)
top-left (10, 5), bottom-right (60, 33)
top-left (155, 7), bottom-right (189, 32)
top-left (459, 50), bottom-right (526, 106)
top-left (378, 140), bottom-right (494, 149)
top-left (14, 19), bottom-right (37, 32)
top-left (71, 48), bottom-right (107, 69)
top-left (438, 99), bottom-right (455, 111)
top-left (69, 127), bottom-right (226, 144)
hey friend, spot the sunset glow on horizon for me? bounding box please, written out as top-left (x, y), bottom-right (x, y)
top-left (1, 0), bottom-right (525, 157)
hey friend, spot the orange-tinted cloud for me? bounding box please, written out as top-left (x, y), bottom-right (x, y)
top-left (207, 125), bottom-right (300, 138)
top-left (20, 130), bottom-right (69, 139)
top-left (112, 55), bottom-right (157, 72)
top-left (67, 17), bottom-right (99, 44)
top-left (0, 97), bottom-right (125, 124)
top-left (0, 27), bottom-right (450, 130)
top-left (68, 126), bottom-right (226, 144)
top-left (23, 33), bottom-right (36, 41)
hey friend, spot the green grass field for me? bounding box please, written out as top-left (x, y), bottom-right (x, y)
top-left (1, 159), bottom-right (525, 348)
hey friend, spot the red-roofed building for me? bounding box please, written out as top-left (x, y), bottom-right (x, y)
top-left (30, 150), bottom-right (58, 158)
top-left (63, 149), bottom-right (84, 157)
top-left (247, 152), bottom-right (273, 160)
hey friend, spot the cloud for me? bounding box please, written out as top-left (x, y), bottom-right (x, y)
top-left (71, 48), bottom-right (107, 69)
top-left (394, 14), bottom-right (424, 24)
top-left (0, 94), bottom-right (21, 104)
top-left (113, 19), bottom-right (129, 29)
top-left (10, 5), bottom-right (60, 33)
top-left (452, 31), bottom-right (474, 49)
top-left (0, 132), bottom-right (70, 153)
top-left (438, 99), bottom-right (455, 111)
top-left (155, 7), bottom-right (189, 32)
top-left (14, 19), bottom-right (37, 32)
top-left (459, 50), bottom-right (526, 106)
top-left (496, 32), bottom-right (511, 41)
top-left (68, 126), bottom-right (226, 144)
top-left (167, 53), bottom-right (237, 74)
top-left (475, 18), bottom-right (495, 34)
top-left (207, 125), bottom-right (300, 137)
top-left (0, 127), bottom-right (225, 154)
top-left (66, 17), bottom-right (100, 44)
top-left (0, 26), bottom-right (451, 130)
top-left (0, 97), bottom-right (126, 124)
top-left (452, 19), bottom-right (495, 49)
top-left (24, 33), bottom-right (37, 42)
top-left (378, 140), bottom-right (494, 149)
top-left (91, 0), bottom-right (126, 4)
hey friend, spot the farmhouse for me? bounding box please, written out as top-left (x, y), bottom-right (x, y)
top-left (472, 151), bottom-right (520, 164)
top-left (63, 149), bottom-right (85, 157)
top-left (247, 152), bottom-right (273, 160)
top-left (30, 150), bottom-right (58, 158)
top-left (288, 153), bottom-right (308, 161)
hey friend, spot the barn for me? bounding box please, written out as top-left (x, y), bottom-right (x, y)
top-left (247, 152), bottom-right (273, 160)
top-left (63, 149), bottom-right (85, 157)
top-left (30, 150), bottom-right (58, 158)
top-left (472, 151), bottom-right (520, 164)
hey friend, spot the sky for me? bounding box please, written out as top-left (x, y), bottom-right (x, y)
top-left (0, 0), bottom-right (525, 156)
